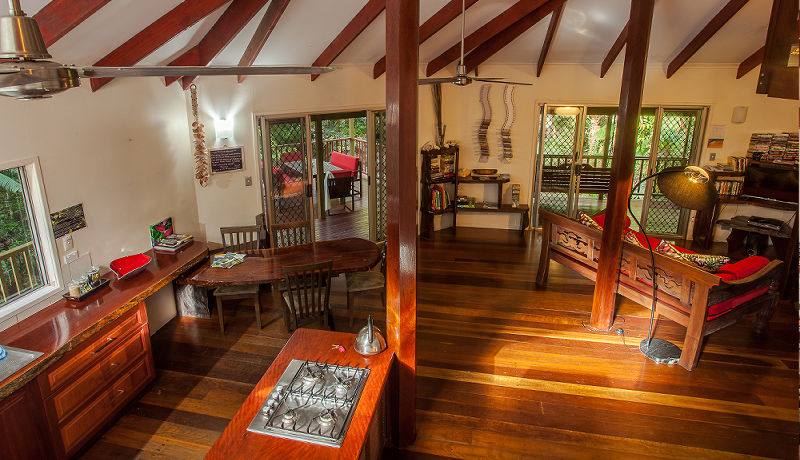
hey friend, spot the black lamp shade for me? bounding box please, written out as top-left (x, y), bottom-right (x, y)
top-left (655, 166), bottom-right (719, 210)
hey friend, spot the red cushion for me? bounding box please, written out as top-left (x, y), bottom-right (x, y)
top-left (714, 256), bottom-right (770, 282)
top-left (591, 213), bottom-right (631, 230)
top-left (330, 152), bottom-right (359, 171)
top-left (706, 286), bottom-right (769, 320)
top-left (626, 229), bottom-right (663, 250)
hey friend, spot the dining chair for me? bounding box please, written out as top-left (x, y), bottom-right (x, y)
top-left (270, 221), bottom-right (312, 248)
top-left (345, 241), bottom-right (386, 328)
top-left (280, 260), bottom-right (334, 332)
top-left (214, 225), bottom-right (262, 333)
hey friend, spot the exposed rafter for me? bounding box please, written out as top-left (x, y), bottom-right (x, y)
top-left (464, 0), bottom-right (564, 74)
top-left (736, 45), bottom-right (764, 79)
top-left (666, 0), bottom-right (749, 78)
top-left (426, 0), bottom-right (549, 77)
top-left (90, 0), bottom-right (230, 91)
top-left (373, 0), bottom-right (479, 79)
top-left (600, 20), bottom-right (628, 78)
top-left (165, 0), bottom-right (268, 89)
top-left (310, 0), bottom-right (386, 81)
top-left (236, 0), bottom-right (292, 83)
top-left (33, 0), bottom-right (113, 46)
top-left (536, 3), bottom-right (564, 77)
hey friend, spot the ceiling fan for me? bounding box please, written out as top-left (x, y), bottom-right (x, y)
top-left (419, 0), bottom-right (531, 87)
top-left (0, 0), bottom-right (334, 99)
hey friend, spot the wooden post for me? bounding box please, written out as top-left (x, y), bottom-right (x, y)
top-left (590, 0), bottom-right (655, 330)
top-left (348, 118), bottom-right (355, 156)
top-left (385, 0), bottom-right (418, 447)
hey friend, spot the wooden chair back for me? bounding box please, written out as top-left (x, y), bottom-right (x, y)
top-left (282, 260), bottom-right (334, 330)
top-left (270, 221), bottom-right (312, 248)
top-left (220, 225), bottom-right (261, 251)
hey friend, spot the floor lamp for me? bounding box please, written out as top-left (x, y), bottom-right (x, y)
top-left (628, 166), bottom-right (719, 364)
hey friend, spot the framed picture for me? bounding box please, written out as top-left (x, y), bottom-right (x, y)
top-left (209, 146), bottom-right (244, 174)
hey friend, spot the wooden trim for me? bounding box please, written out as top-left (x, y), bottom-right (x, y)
top-left (536, 3), bottom-right (564, 77)
top-left (666, 0), bottom-right (749, 78)
top-left (590, 0), bottom-right (655, 331)
top-left (600, 20), bottom-right (628, 78)
top-left (736, 45), bottom-right (765, 79)
top-left (236, 0), bottom-right (292, 83)
top-left (425, 0), bottom-right (549, 77)
top-left (310, 0), bottom-right (386, 81)
top-left (33, 0), bottom-right (113, 46)
top-left (385, 0), bottom-right (418, 447)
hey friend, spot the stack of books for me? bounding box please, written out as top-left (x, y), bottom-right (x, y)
top-left (429, 154), bottom-right (455, 181)
top-left (747, 132), bottom-right (799, 163)
top-left (430, 184), bottom-right (451, 211)
top-left (153, 234), bottom-right (193, 253)
top-left (714, 179), bottom-right (743, 198)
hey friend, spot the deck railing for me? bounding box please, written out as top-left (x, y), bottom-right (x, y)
top-left (0, 241), bottom-right (41, 305)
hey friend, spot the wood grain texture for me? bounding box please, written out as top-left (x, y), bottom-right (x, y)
top-left (736, 45), bottom-right (765, 79)
top-left (181, 238), bottom-right (379, 287)
top-left (666, 0), bottom-right (749, 78)
top-left (0, 242), bottom-right (208, 401)
top-left (236, 0), bottom-right (292, 83)
top-left (385, 0), bottom-right (419, 447)
top-left (600, 20), bottom-right (629, 78)
top-left (536, 3), bottom-right (564, 77)
top-left (33, 0), bottom-right (113, 46)
top-left (77, 228), bottom-right (799, 459)
top-left (372, 0), bottom-right (479, 79)
top-left (89, 0), bottom-right (229, 91)
top-left (591, 0), bottom-right (654, 330)
top-left (310, 0), bottom-right (386, 81)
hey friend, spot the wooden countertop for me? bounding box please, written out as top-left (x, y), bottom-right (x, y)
top-left (0, 242), bottom-right (209, 400)
top-left (205, 328), bottom-right (395, 460)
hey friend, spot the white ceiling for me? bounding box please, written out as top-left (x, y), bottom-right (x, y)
top-left (23, 0), bottom-right (772, 72)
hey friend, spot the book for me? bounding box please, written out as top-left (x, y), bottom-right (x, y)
top-left (211, 252), bottom-right (246, 269)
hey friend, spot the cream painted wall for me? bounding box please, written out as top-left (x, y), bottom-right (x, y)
top-left (0, 78), bottom-right (200, 329)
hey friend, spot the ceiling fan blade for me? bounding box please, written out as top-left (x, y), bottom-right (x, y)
top-left (72, 65), bottom-right (336, 78)
top-left (472, 77), bottom-right (532, 86)
top-left (419, 77), bottom-right (459, 85)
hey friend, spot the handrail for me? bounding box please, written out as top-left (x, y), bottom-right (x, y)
top-left (0, 241), bottom-right (37, 304)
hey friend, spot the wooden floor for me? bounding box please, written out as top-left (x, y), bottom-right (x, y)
top-left (314, 178), bottom-right (370, 241)
top-left (79, 228), bottom-right (799, 459)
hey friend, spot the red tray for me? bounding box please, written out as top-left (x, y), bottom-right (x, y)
top-left (110, 253), bottom-right (152, 280)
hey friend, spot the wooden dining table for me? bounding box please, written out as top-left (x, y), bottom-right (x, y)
top-left (179, 238), bottom-right (380, 287)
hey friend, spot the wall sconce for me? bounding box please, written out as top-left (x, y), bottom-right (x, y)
top-left (215, 118), bottom-right (234, 139)
top-left (731, 106), bottom-right (748, 124)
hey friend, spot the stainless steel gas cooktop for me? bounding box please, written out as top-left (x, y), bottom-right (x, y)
top-left (247, 359), bottom-right (370, 447)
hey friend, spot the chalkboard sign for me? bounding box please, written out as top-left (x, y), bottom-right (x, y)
top-left (210, 146), bottom-right (244, 173)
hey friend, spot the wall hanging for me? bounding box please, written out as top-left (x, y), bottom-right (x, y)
top-left (189, 84), bottom-right (209, 187)
top-left (478, 84), bottom-right (491, 160)
top-left (431, 83), bottom-right (446, 147)
top-left (501, 85), bottom-right (515, 162)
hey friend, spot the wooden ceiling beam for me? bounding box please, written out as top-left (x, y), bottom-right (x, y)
top-left (600, 20), bottom-right (628, 78)
top-left (165, 0), bottom-right (268, 89)
top-left (90, 0), bottom-right (230, 91)
top-left (310, 0), bottom-right (386, 81)
top-left (236, 0), bottom-right (292, 83)
top-left (736, 45), bottom-right (764, 79)
top-left (426, 0), bottom-right (549, 77)
top-left (373, 0), bottom-right (479, 79)
top-left (757, 0), bottom-right (798, 99)
top-left (463, 0), bottom-right (564, 74)
top-left (33, 0), bottom-right (113, 46)
top-left (536, 3), bottom-right (564, 77)
top-left (666, 0), bottom-right (749, 78)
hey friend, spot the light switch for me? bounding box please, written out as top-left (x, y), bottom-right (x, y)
top-left (245, 176), bottom-right (252, 186)
top-left (63, 234), bottom-right (73, 251)
top-left (64, 250), bottom-right (78, 264)
top-left (709, 152), bottom-right (716, 161)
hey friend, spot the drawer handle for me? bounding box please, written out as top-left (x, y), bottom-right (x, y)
top-left (92, 337), bottom-right (117, 355)
top-left (94, 363), bottom-right (119, 382)
top-left (103, 389), bottom-right (125, 408)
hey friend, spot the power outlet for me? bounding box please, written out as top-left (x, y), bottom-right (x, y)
top-left (709, 152), bottom-right (716, 161)
top-left (63, 250), bottom-right (78, 264)
top-left (63, 234), bottom-right (73, 251)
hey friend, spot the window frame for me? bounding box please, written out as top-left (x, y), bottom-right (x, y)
top-left (0, 156), bottom-right (62, 324)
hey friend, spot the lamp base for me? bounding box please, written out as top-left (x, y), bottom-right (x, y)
top-left (639, 338), bottom-right (681, 365)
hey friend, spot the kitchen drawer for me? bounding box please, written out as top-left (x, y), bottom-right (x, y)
top-left (40, 303), bottom-right (146, 395)
top-left (46, 327), bottom-right (148, 422)
top-left (58, 355), bottom-right (154, 456)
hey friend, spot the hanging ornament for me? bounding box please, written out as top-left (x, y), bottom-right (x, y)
top-left (501, 85), bottom-right (515, 162)
top-left (189, 84), bottom-right (209, 187)
top-left (478, 84), bottom-right (491, 160)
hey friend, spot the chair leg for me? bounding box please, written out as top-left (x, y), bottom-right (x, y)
top-left (254, 292), bottom-right (262, 330)
top-left (347, 291), bottom-right (354, 329)
top-left (216, 296), bottom-right (225, 334)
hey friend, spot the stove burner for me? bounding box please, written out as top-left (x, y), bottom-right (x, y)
top-left (282, 409), bottom-right (298, 423)
top-left (317, 409), bottom-right (337, 426)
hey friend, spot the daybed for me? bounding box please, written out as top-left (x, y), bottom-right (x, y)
top-left (536, 208), bottom-right (783, 370)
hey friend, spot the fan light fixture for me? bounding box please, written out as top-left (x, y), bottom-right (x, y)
top-left (553, 106), bottom-right (581, 116)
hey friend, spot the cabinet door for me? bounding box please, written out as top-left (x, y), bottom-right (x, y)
top-left (0, 384), bottom-right (50, 460)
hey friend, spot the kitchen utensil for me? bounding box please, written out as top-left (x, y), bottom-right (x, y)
top-left (354, 315), bottom-right (387, 356)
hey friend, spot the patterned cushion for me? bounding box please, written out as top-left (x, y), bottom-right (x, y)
top-left (656, 240), bottom-right (729, 272)
top-left (577, 211), bottom-right (603, 231)
top-left (623, 230), bottom-right (644, 247)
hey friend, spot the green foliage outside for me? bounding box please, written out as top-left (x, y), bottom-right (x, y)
top-left (0, 168), bottom-right (31, 252)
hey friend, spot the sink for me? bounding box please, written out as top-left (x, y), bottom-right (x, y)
top-left (0, 346), bottom-right (43, 383)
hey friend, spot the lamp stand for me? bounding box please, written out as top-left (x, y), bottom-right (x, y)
top-left (639, 338), bottom-right (681, 364)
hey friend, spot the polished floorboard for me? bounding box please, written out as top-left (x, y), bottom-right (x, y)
top-left (79, 228), bottom-right (798, 459)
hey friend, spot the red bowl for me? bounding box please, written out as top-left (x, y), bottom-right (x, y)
top-left (110, 253), bottom-right (152, 280)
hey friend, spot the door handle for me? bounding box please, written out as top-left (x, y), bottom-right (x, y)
top-left (92, 337), bottom-right (117, 355)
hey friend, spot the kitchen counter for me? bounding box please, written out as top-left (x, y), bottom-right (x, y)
top-left (0, 242), bottom-right (208, 400)
top-left (205, 328), bottom-right (395, 460)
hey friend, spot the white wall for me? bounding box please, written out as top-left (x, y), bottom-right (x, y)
top-left (0, 78), bottom-right (200, 328)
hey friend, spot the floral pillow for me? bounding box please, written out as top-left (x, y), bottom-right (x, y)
top-left (623, 230), bottom-right (644, 247)
top-left (656, 240), bottom-right (729, 272)
top-left (577, 211), bottom-right (603, 231)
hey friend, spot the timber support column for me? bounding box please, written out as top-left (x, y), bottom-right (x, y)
top-left (590, 0), bottom-right (655, 330)
top-left (385, 0), bottom-right (418, 447)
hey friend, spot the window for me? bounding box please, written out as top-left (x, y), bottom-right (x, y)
top-left (0, 157), bottom-right (60, 321)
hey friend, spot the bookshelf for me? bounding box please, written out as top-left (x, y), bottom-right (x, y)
top-left (420, 145), bottom-right (458, 238)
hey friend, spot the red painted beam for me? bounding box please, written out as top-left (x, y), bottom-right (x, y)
top-left (373, 0), bottom-right (480, 79)
top-left (426, 0), bottom-right (549, 77)
top-left (310, 0), bottom-right (386, 81)
top-left (600, 20), bottom-right (628, 78)
top-left (666, 0), bottom-right (749, 78)
top-left (34, 0), bottom-right (113, 46)
top-left (536, 3), bottom-right (564, 77)
top-left (736, 45), bottom-right (764, 79)
top-left (90, 0), bottom-right (230, 91)
top-left (463, 0), bottom-right (564, 74)
top-left (236, 0), bottom-right (292, 83)
top-left (164, 0), bottom-right (268, 89)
